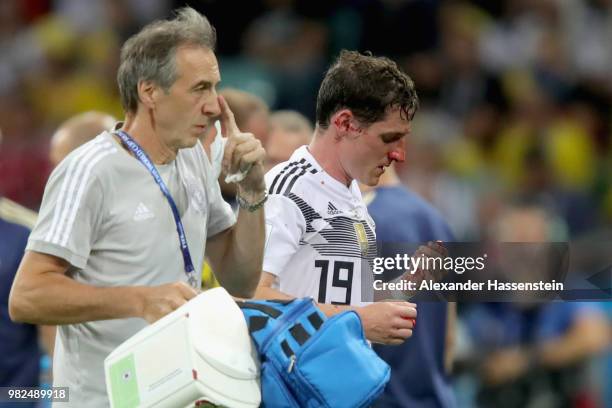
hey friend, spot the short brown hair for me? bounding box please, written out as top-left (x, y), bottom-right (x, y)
top-left (315, 50), bottom-right (418, 128)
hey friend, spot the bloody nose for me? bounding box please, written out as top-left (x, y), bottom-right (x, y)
top-left (388, 150), bottom-right (405, 163)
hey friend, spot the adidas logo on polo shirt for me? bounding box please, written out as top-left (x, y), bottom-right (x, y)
top-left (133, 202), bottom-right (154, 221)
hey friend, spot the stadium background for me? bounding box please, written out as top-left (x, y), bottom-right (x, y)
top-left (0, 0), bottom-right (610, 407)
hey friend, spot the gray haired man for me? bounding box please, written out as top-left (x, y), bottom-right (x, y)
top-left (9, 7), bottom-right (266, 406)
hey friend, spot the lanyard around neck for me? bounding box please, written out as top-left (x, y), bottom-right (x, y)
top-left (115, 130), bottom-right (198, 289)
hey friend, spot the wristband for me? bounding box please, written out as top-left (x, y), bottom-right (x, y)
top-left (237, 190), bottom-right (268, 212)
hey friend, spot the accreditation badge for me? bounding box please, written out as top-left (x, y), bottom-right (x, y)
top-left (353, 222), bottom-right (369, 256)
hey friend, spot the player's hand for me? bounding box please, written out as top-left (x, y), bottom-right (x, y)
top-left (356, 301), bottom-right (417, 345)
top-left (139, 282), bottom-right (198, 323)
top-left (405, 241), bottom-right (448, 284)
top-left (218, 95), bottom-right (266, 198)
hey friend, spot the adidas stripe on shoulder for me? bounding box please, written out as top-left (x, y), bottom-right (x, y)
top-left (268, 158), bottom-right (318, 196)
top-left (44, 138), bottom-right (117, 247)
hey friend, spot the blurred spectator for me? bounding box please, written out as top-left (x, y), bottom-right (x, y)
top-left (458, 202), bottom-right (609, 408)
top-left (558, 0), bottom-right (612, 86)
top-left (362, 163), bottom-right (457, 408)
top-left (54, 0), bottom-right (170, 39)
top-left (496, 81), bottom-right (601, 236)
top-left (0, 11), bottom-right (41, 94)
top-left (23, 12), bottom-right (123, 125)
top-left (478, 0), bottom-right (556, 73)
top-left (400, 113), bottom-right (481, 240)
top-left (264, 109), bottom-right (313, 171)
top-left (461, 299), bottom-right (609, 408)
top-left (241, 0), bottom-right (327, 118)
top-left (0, 95), bottom-right (50, 210)
top-left (438, 2), bottom-right (506, 119)
top-left (49, 111), bottom-right (116, 167)
top-left (463, 300), bottom-right (609, 407)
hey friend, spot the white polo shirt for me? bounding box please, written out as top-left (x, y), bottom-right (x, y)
top-left (263, 146), bottom-right (377, 306)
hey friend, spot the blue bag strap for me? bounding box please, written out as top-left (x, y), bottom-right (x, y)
top-left (238, 301), bottom-right (283, 318)
top-left (237, 299), bottom-right (288, 348)
top-left (237, 298), bottom-right (327, 355)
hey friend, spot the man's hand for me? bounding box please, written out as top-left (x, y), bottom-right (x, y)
top-left (218, 95), bottom-right (266, 200)
top-left (356, 301), bottom-right (417, 345)
top-left (139, 282), bottom-right (198, 323)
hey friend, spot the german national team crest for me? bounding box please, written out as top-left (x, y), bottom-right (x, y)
top-left (353, 222), bottom-right (369, 256)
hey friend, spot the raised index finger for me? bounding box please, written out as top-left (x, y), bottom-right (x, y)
top-left (218, 95), bottom-right (239, 138)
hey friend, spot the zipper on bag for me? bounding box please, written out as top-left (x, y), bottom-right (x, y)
top-left (287, 355), bottom-right (296, 373)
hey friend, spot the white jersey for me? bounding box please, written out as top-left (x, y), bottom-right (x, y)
top-left (263, 146), bottom-right (377, 306)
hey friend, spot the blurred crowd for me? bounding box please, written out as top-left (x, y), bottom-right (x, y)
top-left (0, 0), bottom-right (610, 407)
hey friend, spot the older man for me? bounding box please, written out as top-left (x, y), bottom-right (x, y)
top-left (9, 8), bottom-right (266, 406)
